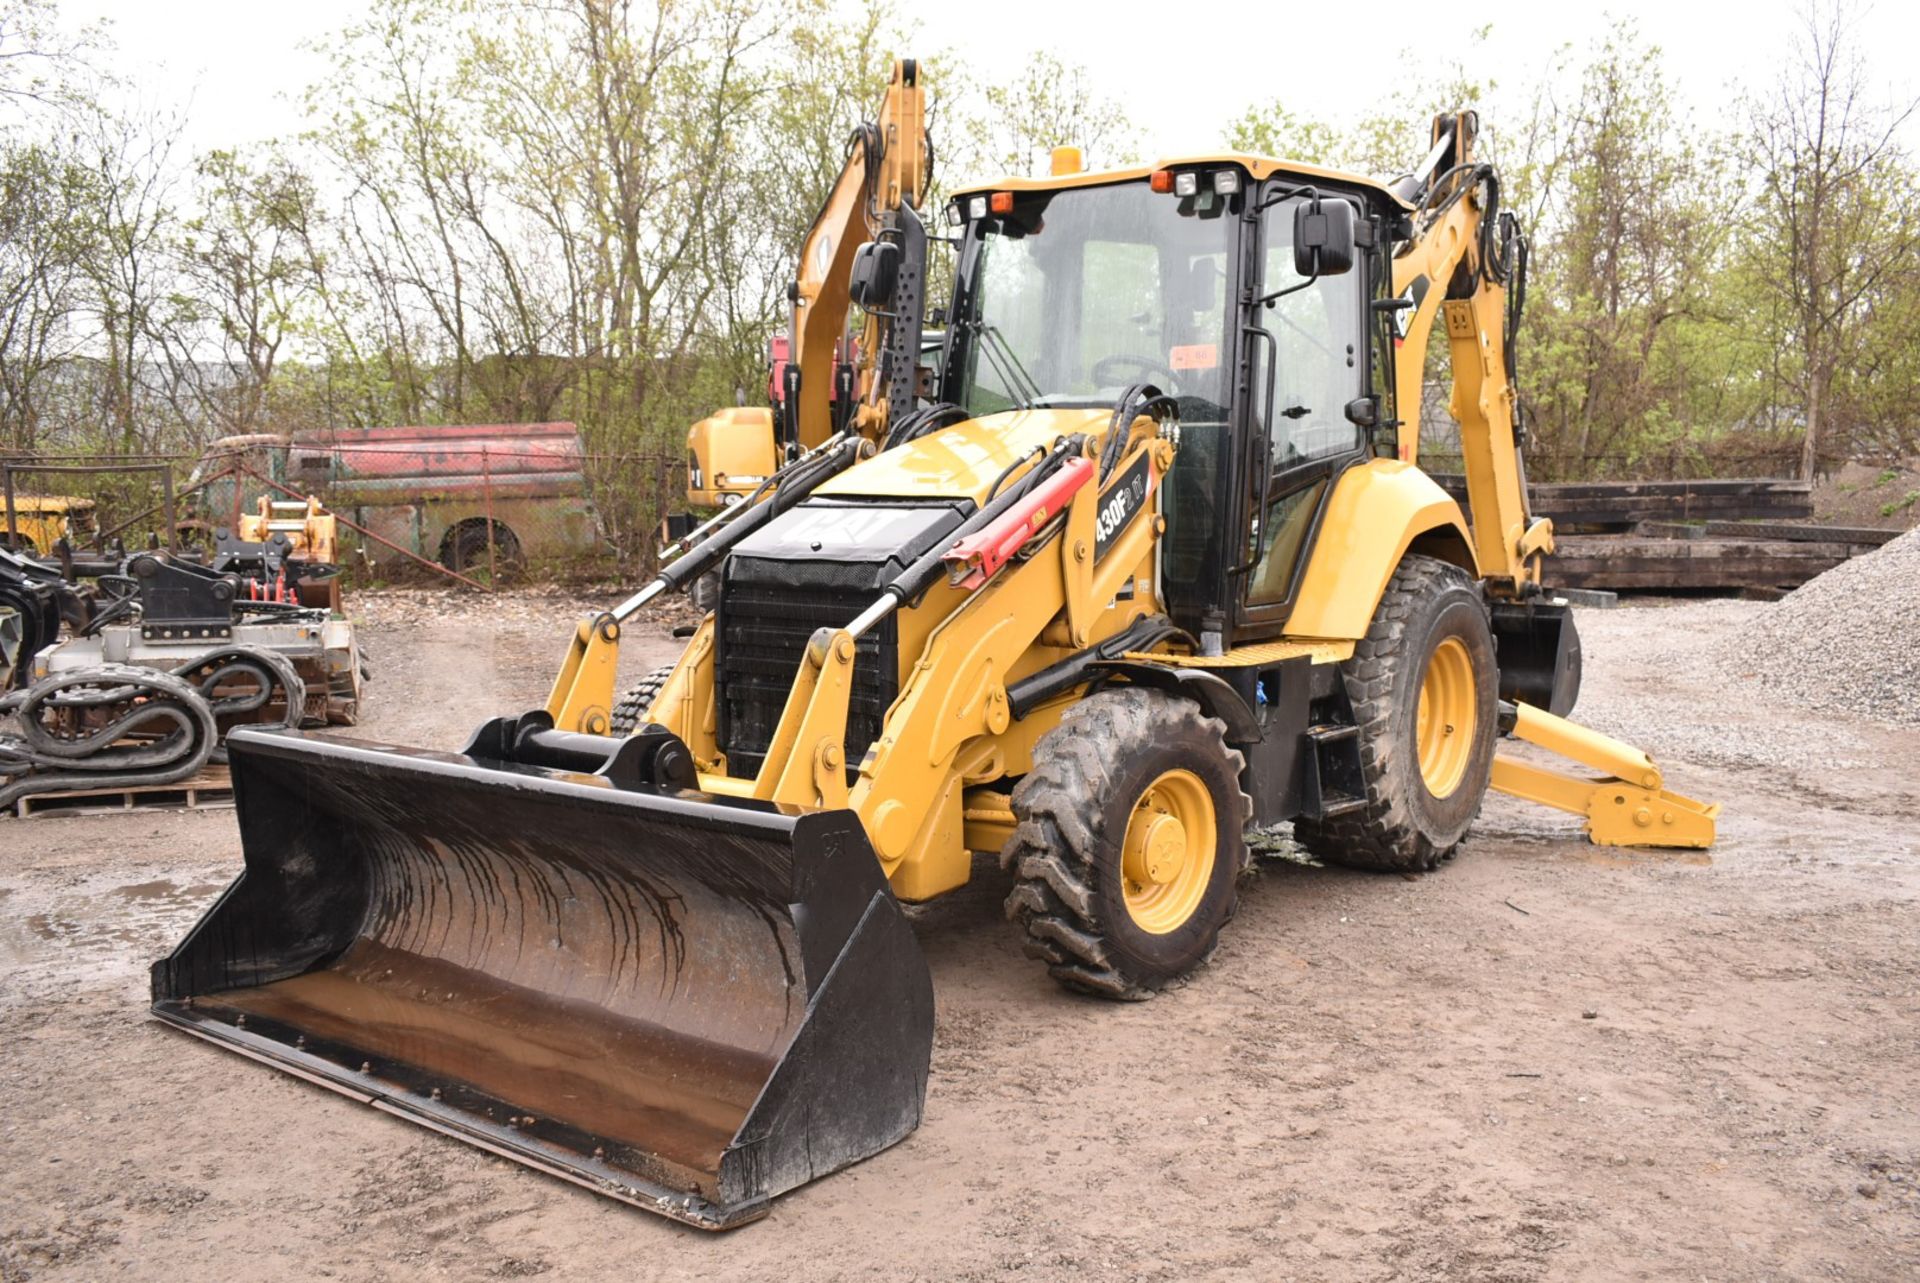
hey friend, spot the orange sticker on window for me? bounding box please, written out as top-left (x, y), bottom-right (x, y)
top-left (1169, 344), bottom-right (1218, 370)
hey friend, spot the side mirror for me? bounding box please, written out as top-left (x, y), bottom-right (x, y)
top-left (1293, 198), bottom-right (1355, 277)
top-left (1344, 396), bottom-right (1378, 429)
top-left (849, 240), bottom-right (900, 311)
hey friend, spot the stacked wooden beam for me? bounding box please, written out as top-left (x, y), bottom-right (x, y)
top-left (1548, 534), bottom-right (1865, 593)
top-left (1430, 475), bottom-right (1893, 593)
top-left (1432, 476), bottom-right (1814, 527)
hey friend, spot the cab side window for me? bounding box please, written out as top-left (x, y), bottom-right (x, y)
top-left (1246, 195), bottom-right (1366, 608)
top-left (1258, 198), bottom-right (1366, 467)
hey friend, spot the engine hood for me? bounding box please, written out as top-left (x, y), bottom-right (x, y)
top-left (813, 408), bottom-right (1111, 505)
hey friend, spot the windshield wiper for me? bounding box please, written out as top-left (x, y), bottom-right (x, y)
top-left (970, 320), bottom-right (1045, 409)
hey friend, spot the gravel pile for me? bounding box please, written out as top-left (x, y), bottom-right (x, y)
top-left (1721, 527), bottom-right (1920, 726)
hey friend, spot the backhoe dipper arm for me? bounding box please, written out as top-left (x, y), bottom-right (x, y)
top-left (1390, 114), bottom-right (1718, 848)
top-left (789, 58), bottom-right (928, 451)
top-left (1389, 111), bottom-right (1550, 596)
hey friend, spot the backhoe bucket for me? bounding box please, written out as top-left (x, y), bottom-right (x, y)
top-left (150, 726), bottom-right (934, 1230)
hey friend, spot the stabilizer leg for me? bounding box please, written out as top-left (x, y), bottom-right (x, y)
top-left (1490, 701), bottom-right (1718, 849)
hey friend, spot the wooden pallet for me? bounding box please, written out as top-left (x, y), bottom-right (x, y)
top-left (9, 764), bottom-right (234, 819)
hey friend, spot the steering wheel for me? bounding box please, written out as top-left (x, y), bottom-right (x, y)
top-left (1091, 353), bottom-right (1180, 390)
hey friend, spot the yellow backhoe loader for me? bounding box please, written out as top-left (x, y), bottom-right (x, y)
top-left (153, 61), bottom-right (1717, 1230)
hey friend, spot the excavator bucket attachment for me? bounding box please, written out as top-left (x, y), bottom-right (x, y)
top-left (150, 724), bottom-right (934, 1230)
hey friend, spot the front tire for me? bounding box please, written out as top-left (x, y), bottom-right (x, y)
top-left (1295, 554), bottom-right (1497, 872)
top-left (608, 663), bottom-right (677, 735)
top-left (1001, 688), bottom-right (1251, 1000)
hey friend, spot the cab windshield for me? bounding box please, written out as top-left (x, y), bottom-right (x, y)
top-left (948, 182), bottom-right (1235, 419)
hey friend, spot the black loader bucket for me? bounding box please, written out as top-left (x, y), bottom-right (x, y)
top-left (150, 720), bottom-right (934, 1230)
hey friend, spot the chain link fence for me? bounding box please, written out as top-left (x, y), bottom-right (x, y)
top-left (2, 411), bottom-right (1856, 591)
top-left (2, 455), bottom-right (190, 557)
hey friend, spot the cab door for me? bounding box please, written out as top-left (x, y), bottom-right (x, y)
top-left (1234, 189), bottom-right (1375, 639)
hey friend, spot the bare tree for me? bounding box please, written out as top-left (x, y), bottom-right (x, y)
top-left (172, 149), bottom-right (327, 435)
top-left (0, 140), bottom-right (103, 450)
top-left (1748, 0), bottom-right (1919, 479)
top-left (0, 0), bottom-right (105, 115)
top-left (80, 98), bottom-right (186, 452)
top-left (965, 51), bottom-right (1137, 178)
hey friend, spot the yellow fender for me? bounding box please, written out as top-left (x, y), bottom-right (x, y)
top-left (1284, 459), bottom-right (1478, 639)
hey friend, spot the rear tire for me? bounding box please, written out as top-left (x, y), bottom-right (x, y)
top-left (1000, 688), bottom-right (1250, 1000)
top-left (609, 663), bottom-right (677, 735)
top-left (1295, 554), bottom-right (1497, 872)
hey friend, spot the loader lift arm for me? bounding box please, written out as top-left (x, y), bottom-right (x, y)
top-left (545, 430), bottom-right (868, 733)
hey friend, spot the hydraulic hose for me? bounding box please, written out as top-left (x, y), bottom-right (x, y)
top-left (611, 432), bottom-right (865, 624)
top-left (850, 436), bottom-right (1085, 636)
top-left (1100, 385), bottom-right (1177, 483)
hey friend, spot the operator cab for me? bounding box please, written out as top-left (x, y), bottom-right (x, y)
top-left (940, 157), bottom-right (1407, 651)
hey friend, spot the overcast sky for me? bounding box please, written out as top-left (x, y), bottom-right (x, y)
top-left (57, 0), bottom-right (1920, 168)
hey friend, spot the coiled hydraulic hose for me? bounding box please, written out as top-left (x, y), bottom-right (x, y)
top-left (0, 645), bottom-right (307, 808)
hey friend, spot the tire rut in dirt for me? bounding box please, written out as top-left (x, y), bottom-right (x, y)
top-left (999, 687), bottom-right (1251, 1000)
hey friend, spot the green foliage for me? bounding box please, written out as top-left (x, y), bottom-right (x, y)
top-left (966, 51), bottom-right (1138, 177)
top-left (1513, 25), bottom-right (1740, 478)
top-left (1224, 13), bottom-right (1919, 481)
top-left (0, 138), bottom-right (106, 450)
top-left (1224, 104), bottom-right (1342, 168)
top-left (2, 0), bottom-right (1917, 507)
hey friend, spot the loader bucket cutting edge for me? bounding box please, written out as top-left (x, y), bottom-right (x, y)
top-left (149, 727), bottom-right (935, 1230)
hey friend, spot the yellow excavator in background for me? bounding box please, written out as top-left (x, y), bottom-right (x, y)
top-left (676, 58), bottom-right (928, 516)
top-left (153, 61), bottom-right (1717, 1230)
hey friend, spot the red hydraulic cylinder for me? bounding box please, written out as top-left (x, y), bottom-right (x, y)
top-left (942, 456), bottom-right (1093, 590)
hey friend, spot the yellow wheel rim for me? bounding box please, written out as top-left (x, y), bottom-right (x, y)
top-left (1416, 636), bottom-right (1476, 798)
top-left (1120, 769), bottom-right (1216, 935)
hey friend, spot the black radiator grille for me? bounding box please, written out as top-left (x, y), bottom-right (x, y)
top-left (716, 576), bottom-right (899, 781)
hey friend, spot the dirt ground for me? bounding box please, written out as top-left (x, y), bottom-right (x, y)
top-left (2, 589), bottom-right (1917, 1282)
